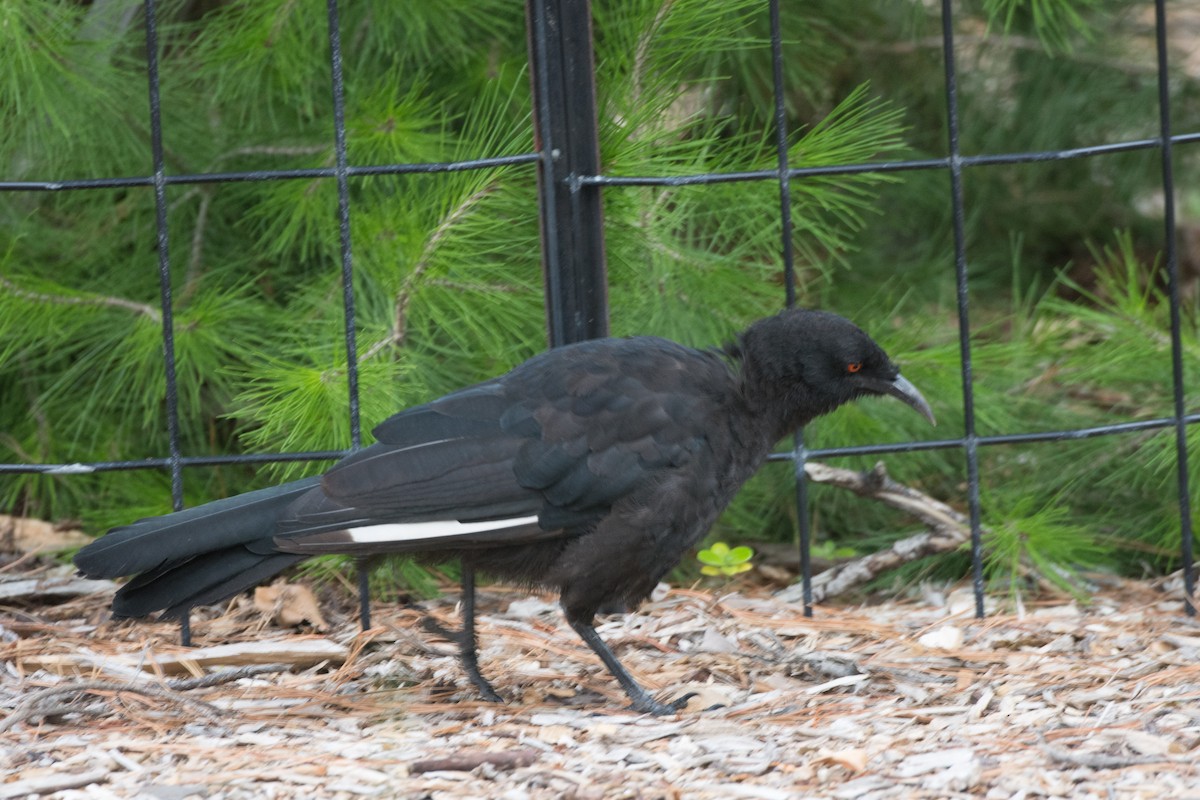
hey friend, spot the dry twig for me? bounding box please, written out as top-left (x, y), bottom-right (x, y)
top-left (165, 663), bottom-right (294, 691)
top-left (777, 461), bottom-right (975, 605)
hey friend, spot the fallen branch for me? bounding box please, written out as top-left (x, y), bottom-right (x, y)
top-left (0, 768), bottom-right (110, 799)
top-left (410, 748), bottom-right (539, 774)
top-left (134, 637), bottom-right (348, 673)
top-left (777, 461), bottom-right (976, 605)
top-left (0, 576), bottom-right (118, 602)
top-left (1038, 737), bottom-right (1187, 769)
top-left (0, 680), bottom-right (221, 733)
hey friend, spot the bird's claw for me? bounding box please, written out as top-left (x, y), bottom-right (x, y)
top-left (463, 665), bottom-right (505, 704)
top-left (667, 691), bottom-right (698, 711)
top-left (478, 687), bottom-right (506, 704)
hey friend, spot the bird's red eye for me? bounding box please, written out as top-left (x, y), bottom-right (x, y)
top-left (847, 362), bottom-right (863, 373)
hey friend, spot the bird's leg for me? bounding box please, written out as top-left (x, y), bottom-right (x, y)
top-left (179, 610), bottom-right (191, 648)
top-left (458, 561), bottom-right (504, 703)
top-left (356, 556), bottom-right (372, 630)
top-left (566, 616), bottom-right (692, 716)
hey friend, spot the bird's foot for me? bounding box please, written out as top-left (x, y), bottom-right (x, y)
top-left (626, 690), bottom-right (696, 716)
top-left (461, 648), bottom-right (504, 703)
top-left (420, 612), bottom-right (504, 703)
top-left (468, 673), bottom-right (505, 704)
top-left (421, 616), bottom-right (458, 640)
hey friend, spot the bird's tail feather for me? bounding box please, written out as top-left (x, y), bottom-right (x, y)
top-left (75, 476), bottom-right (322, 618)
top-left (112, 549), bottom-right (306, 618)
top-left (74, 476), bottom-right (321, 578)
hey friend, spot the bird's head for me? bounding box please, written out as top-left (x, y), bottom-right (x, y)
top-left (732, 308), bottom-right (935, 435)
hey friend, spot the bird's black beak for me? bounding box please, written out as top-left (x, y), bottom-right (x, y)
top-left (864, 374), bottom-right (936, 426)
top-left (887, 374), bottom-right (936, 425)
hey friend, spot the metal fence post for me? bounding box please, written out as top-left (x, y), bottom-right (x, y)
top-left (526, 0), bottom-right (609, 346)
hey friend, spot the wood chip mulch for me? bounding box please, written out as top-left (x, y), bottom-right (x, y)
top-left (3, 567), bottom-right (1200, 799)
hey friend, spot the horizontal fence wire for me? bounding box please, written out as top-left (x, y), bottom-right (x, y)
top-left (0, 1), bottom-right (1195, 614)
top-left (0, 154), bottom-right (543, 193)
top-left (8, 411), bottom-right (1199, 476)
top-left (576, 134), bottom-right (1200, 186)
top-left (9, 135), bottom-right (1196, 195)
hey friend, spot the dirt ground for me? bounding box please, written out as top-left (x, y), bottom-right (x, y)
top-left (3, 566), bottom-right (1200, 799)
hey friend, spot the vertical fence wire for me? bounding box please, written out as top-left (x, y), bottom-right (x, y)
top-left (939, 0), bottom-right (986, 617)
top-left (325, 0), bottom-right (362, 450)
top-left (768, 0), bottom-right (796, 310)
top-left (767, 0), bottom-right (815, 616)
top-left (142, 0), bottom-right (184, 511)
top-left (1153, 0), bottom-right (1196, 615)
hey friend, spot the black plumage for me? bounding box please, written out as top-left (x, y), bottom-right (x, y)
top-left (75, 308), bottom-right (935, 714)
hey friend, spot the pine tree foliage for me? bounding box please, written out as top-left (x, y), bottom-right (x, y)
top-left (2, 0), bottom-right (1197, 598)
top-left (2, 0), bottom-right (906, 500)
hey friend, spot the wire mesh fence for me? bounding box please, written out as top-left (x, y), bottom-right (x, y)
top-left (0, 0), bottom-right (1195, 617)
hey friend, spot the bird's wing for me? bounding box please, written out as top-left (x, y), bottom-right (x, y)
top-left (274, 381), bottom-right (548, 553)
top-left (508, 338), bottom-right (724, 528)
top-left (322, 382), bottom-right (540, 520)
top-left (275, 338), bottom-right (729, 554)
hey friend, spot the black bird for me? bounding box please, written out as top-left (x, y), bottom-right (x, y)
top-left (75, 308), bottom-right (934, 714)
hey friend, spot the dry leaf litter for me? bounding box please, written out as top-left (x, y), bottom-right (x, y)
top-left (3, 561), bottom-right (1200, 799)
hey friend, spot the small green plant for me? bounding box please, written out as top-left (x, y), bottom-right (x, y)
top-left (697, 542), bottom-right (755, 576)
top-left (811, 540), bottom-right (859, 561)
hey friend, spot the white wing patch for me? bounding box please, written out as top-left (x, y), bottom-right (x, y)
top-left (345, 515), bottom-right (541, 543)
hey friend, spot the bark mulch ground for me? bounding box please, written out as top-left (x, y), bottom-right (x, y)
top-left (3, 564), bottom-right (1199, 799)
